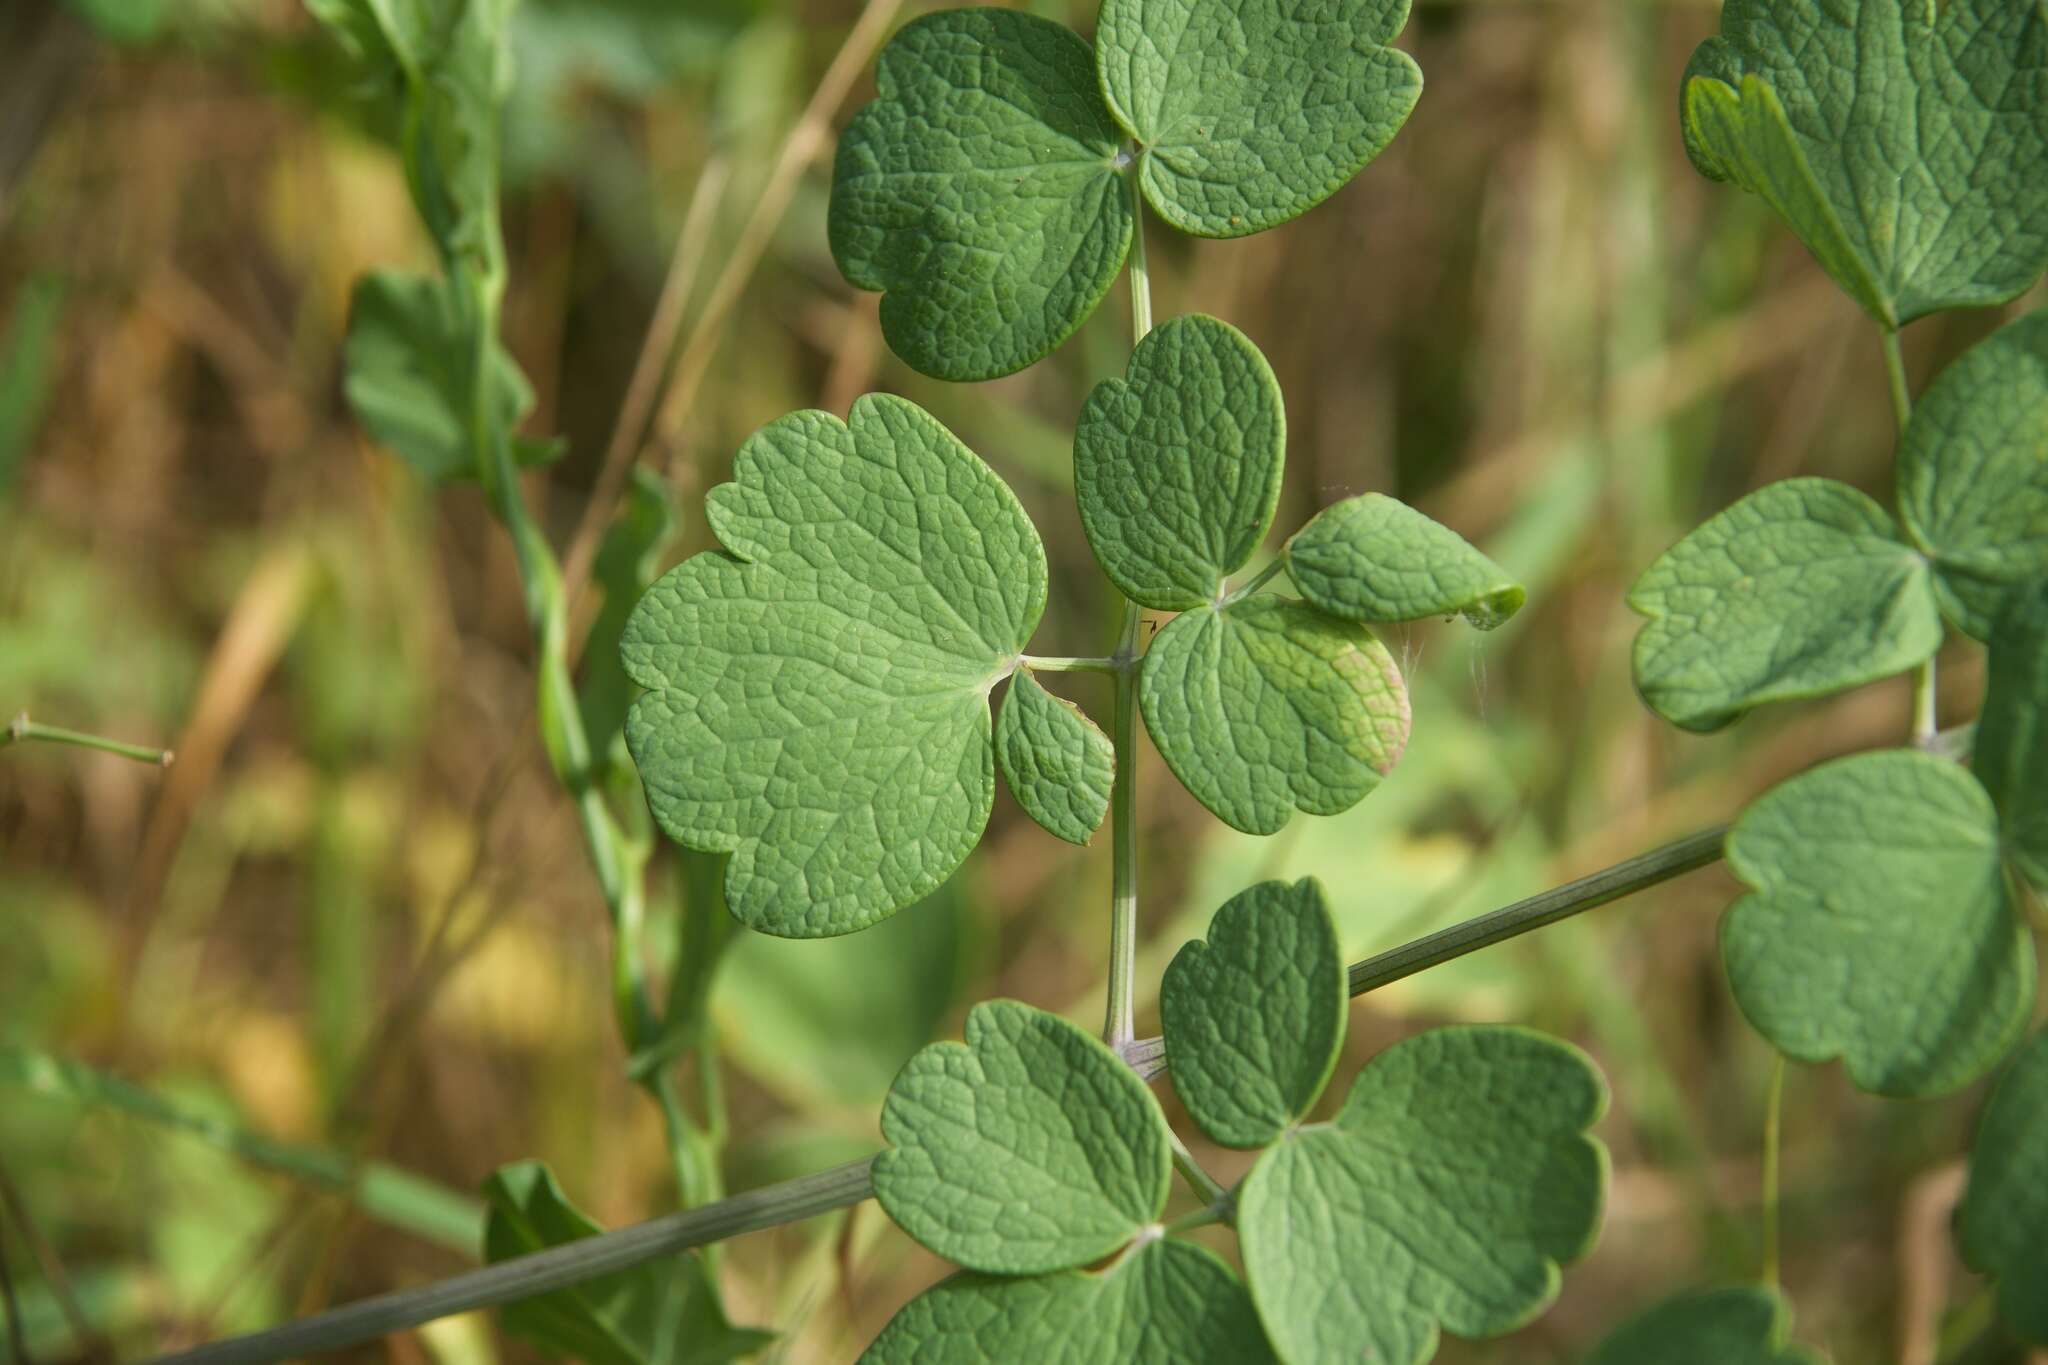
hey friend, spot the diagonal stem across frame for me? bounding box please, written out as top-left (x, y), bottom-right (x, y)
top-left (151, 824), bottom-right (1730, 1365)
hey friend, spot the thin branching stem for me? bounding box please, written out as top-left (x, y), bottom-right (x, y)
top-left (3, 712), bottom-right (172, 767)
top-left (1166, 1128), bottom-right (1229, 1209)
top-left (1021, 655), bottom-right (1121, 674)
top-left (146, 1160), bottom-right (879, 1365)
top-left (148, 830), bottom-right (1746, 1364)
top-left (1881, 328), bottom-right (1939, 748)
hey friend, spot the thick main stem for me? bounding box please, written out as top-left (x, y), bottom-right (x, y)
top-left (459, 216), bottom-right (711, 1202)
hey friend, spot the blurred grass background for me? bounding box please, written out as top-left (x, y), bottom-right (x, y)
top-left (2, 0), bottom-right (2043, 1360)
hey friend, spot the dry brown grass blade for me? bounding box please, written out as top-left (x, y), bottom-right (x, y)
top-left (124, 543), bottom-right (315, 935)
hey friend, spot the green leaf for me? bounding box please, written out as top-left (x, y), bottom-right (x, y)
top-left (482, 1161), bottom-right (771, 1365)
top-left (860, 1239), bottom-right (1275, 1364)
top-left (828, 9), bottom-right (1133, 381)
top-left (1722, 750), bottom-right (2034, 1098)
top-left (996, 670), bottom-right (1114, 845)
top-left (1160, 878), bottom-right (1346, 1148)
top-left (1957, 1027), bottom-right (2048, 1346)
top-left (1976, 581), bottom-right (2048, 891)
top-left (1096, 0), bottom-right (1422, 237)
top-left (1236, 1026), bottom-right (1608, 1365)
top-left (872, 999), bottom-right (1171, 1275)
top-left (1138, 601), bottom-right (1409, 839)
top-left (1583, 1286), bottom-right (1825, 1365)
top-left (1628, 478), bottom-right (1942, 732)
top-left (1897, 311), bottom-right (2048, 640)
top-left (1681, 0), bottom-right (2048, 327)
top-left (580, 468), bottom-right (678, 770)
top-left (1140, 597), bottom-right (1410, 835)
top-left (622, 395), bottom-right (1047, 937)
top-left (1284, 494), bottom-right (1525, 630)
top-left (343, 271), bottom-right (547, 483)
top-left (1074, 315), bottom-right (1286, 609)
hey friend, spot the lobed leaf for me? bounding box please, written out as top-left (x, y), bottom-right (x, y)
top-left (873, 1000), bottom-right (1172, 1276)
top-left (828, 9), bottom-right (1133, 381)
top-left (343, 270), bottom-right (547, 484)
top-left (860, 1238), bottom-right (1274, 1364)
top-left (482, 1161), bottom-right (771, 1365)
top-left (1628, 478), bottom-right (1941, 731)
top-left (1583, 1286), bottom-right (1826, 1365)
top-left (1285, 493), bottom-right (1524, 630)
top-left (1236, 1026), bottom-right (1608, 1365)
top-left (996, 670), bottom-right (1115, 845)
top-left (1722, 750), bottom-right (2033, 1098)
top-left (1897, 311), bottom-right (2048, 640)
top-left (1074, 314), bottom-right (1286, 610)
top-left (1095, 0), bottom-right (1422, 237)
top-left (1681, 0), bottom-right (2048, 327)
top-left (622, 395), bottom-right (1046, 937)
top-left (1140, 597), bottom-right (1410, 835)
top-left (1975, 581), bottom-right (2048, 891)
top-left (1160, 878), bottom-right (1346, 1149)
top-left (1956, 1027), bottom-right (2048, 1346)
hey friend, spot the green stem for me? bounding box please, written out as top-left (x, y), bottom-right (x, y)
top-left (1, 1047), bottom-right (481, 1255)
top-left (454, 233), bottom-right (707, 1199)
top-left (1760, 1054), bottom-right (1785, 1291)
top-left (147, 1159), bottom-right (878, 1365)
top-left (152, 826), bottom-right (1749, 1362)
top-left (1125, 824), bottom-right (1729, 1078)
top-left (1020, 655), bottom-right (1120, 674)
top-left (1101, 166), bottom-right (1156, 1051)
top-left (1105, 602), bottom-right (1143, 1049)
top-left (1220, 557), bottom-right (1286, 608)
top-left (1881, 329), bottom-right (1938, 749)
top-left (1125, 159), bottom-right (1152, 343)
top-left (1881, 328), bottom-right (1913, 433)
top-left (3, 712), bottom-right (172, 767)
top-left (1913, 655), bottom-right (1939, 748)
top-left (1165, 1129), bottom-right (1228, 1209)
top-left (1162, 1200), bottom-right (1231, 1237)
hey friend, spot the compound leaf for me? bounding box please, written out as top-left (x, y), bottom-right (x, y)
top-left (1285, 493), bottom-right (1524, 630)
top-left (1237, 1026), bottom-right (1607, 1365)
top-left (861, 1238), bottom-right (1274, 1364)
top-left (1584, 1286), bottom-right (1826, 1365)
top-left (622, 395), bottom-right (1047, 938)
top-left (1722, 750), bottom-right (2033, 1098)
top-left (1074, 314), bottom-right (1286, 610)
top-left (1681, 0), bottom-right (2048, 327)
top-left (483, 1161), bottom-right (771, 1365)
top-left (1897, 311), bottom-right (2048, 640)
top-left (1140, 597), bottom-right (1410, 835)
top-left (1161, 878), bottom-right (1346, 1148)
top-left (1957, 1027), bottom-right (2048, 1346)
top-left (1096, 0), bottom-right (1422, 237)
top-left (996, 670), bottom-right (1114, 845)
top-left (828, 9), bottom-right (1133, 381)
top-left (1628, 478), bottom-right (1942, 732)
top-left (343, 270), bottom-right (546, 483)
top-left (1976, 581), bottom-right (2048, 891)
top-left (873, 999), bottom-right (1171, 1275)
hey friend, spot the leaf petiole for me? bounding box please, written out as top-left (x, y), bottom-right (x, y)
top-left (1165, 1127), bottom-right (1229, 1209)
top-left (3, 711), bottom-right (173, 767)
top-left (1020, 654), bottom-right (1122, 674)
top-left (1218, 557), bottom-right (1286, 608)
